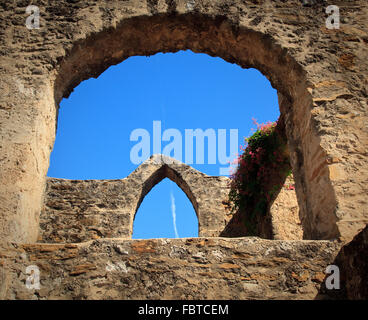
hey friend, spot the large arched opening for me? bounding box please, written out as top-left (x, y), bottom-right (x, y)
top-left (48, 13), bottom-right (338, 240)
top-left (47, 48), bottom-right (280, 239)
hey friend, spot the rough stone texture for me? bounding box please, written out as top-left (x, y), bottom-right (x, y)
top-left (39, 155), bottom-right (232, 242)
top-left (39, 155), bottom-right (302, 243)
top-left (333, 225), bottom-right (368, 299)
top-left (1, 0), bottom-right (368, 245)
top-left (0, 238), bottom-right (341, 300)
top-left (0, 0), bottom-right (367, 300)
top-left (271, 176), bottom-right (304, 240)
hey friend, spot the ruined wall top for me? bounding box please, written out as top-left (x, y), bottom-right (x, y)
top-left (40, 155), bottom-right (231, 242)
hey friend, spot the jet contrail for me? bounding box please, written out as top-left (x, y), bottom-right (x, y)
top-left (170, 190), bottom-right (179, 238)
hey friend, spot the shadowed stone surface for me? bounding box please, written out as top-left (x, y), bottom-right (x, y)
top-left (332, 225), bottom-right (368, 299)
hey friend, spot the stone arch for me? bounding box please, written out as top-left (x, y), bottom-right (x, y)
top-left (134, 160), bottom-right (199, 222)
top-left (5, 2), bottom-right (367, 245)
top-left (126, 154), bottom-right (227, 237)
top-left (51, 13), bottom-right (338, 240)
top-left (131, 156), bottom-right (200, 238)
top-left (37, 155), bottom-right (230, 242)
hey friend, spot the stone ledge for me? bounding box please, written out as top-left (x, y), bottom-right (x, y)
top-left (1, 237), bottom-right (342, 300)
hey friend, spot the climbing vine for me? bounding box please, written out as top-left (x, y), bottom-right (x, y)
top-left (228, 118), bottom-right (292, 235)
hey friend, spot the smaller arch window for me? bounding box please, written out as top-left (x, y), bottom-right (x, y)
top-left (133, 178), bottom-right (198, 239)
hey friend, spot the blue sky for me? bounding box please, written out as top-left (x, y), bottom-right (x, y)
top-left (47, 50), bottom-right (279, 239)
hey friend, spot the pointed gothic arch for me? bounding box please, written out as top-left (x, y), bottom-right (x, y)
top-left (127, 155), bottom-right (221, 237)
top-left (132, 176), bottom-right (199, 239)
top-left (134, 164), bottom-right (199, 221)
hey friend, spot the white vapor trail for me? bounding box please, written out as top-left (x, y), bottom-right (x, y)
top-left (170, 191), bottom-right (179, 238)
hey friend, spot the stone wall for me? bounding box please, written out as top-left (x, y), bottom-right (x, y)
top-left (1, 0), bottom-right (367, 245)
top-left (39, 155), bottom-right (232, 242)
top-left (39, 154), bottom-right (303, 242)
top-left (0, 0), bottom-right (367, 300)
top-left (271, 176), bottom-right (304, 240)
top-left (0, 237), bottom-right (341, 300)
